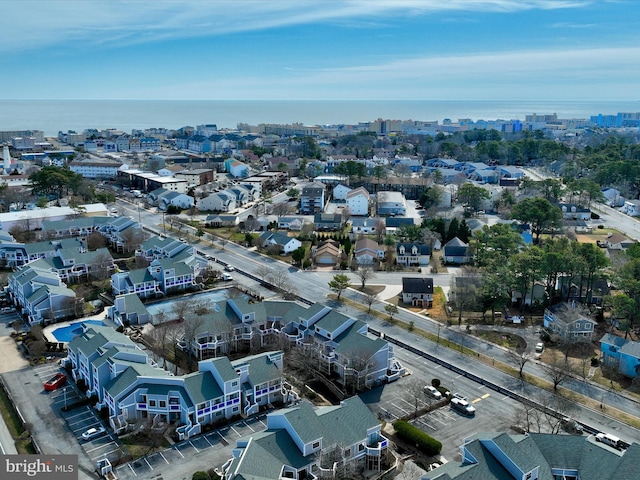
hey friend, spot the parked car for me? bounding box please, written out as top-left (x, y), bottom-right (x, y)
top-left (424, 385), bottom-right (443, 400)
top-left (224, 265), bottom-right (235, 272)
top-left (535, 342), bottom-right (545, 353)
top-left (43, 372), bottom-right (67, 391)
top-left (81, 426), bottom-right (106, 441)
top-left (560, 417), bottom-right (583, 435)
top-left (595, 432), bottom-right (622, 449)
top-left (450, 395), bottom-right (476, 416)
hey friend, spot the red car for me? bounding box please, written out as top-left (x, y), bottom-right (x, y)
top-left (43, 373), bottom-right (67, 391)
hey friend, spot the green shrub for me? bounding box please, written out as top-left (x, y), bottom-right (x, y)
top-left (393, 420), bottom-right (442, 456)
top-left (192, 472), bottom-right (209, 480)
top-left (431, 378), bottom-right (441, 388)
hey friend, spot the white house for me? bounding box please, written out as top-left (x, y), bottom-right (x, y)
top-left (259, 232), bottom-right (302, 254)
top-left (197, 192), bottom-right (237, 212)
top-left (346, 186), bottom-right (370, 216)
top-left (622, 199), bottom-right (640, 217)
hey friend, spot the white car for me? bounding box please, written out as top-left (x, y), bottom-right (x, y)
top-left (81, 426), bottom-right (106, 441)
top-left (424, 385), bottom-right (443, 400)
top-left (535, 342), bottom-right (544, 353)
top-left (450, 396), bottom-right (476, 416)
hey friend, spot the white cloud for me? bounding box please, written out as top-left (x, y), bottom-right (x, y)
top-left (147, 45), bottom-right (639, 100)
top-left (0, 0), bottom-right (592, 53)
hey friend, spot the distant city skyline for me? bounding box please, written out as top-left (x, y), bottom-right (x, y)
top-left (1, 1), bottom-right (639, 101)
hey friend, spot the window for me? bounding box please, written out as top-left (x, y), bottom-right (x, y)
top-left (358, 443), bottom-right (365, 452)
top-left (149, 400), bottom-right (156, 407)
top-left (159, 400), bottom-right (166, 408)
top-left (312, 441), bottom-right (320, 449)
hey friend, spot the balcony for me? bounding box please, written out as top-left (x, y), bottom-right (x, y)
top-left (366, 435), bottom-right (388, 456)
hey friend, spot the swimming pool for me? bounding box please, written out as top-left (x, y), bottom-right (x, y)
top-left (50, 320), bottom-right (106, 343)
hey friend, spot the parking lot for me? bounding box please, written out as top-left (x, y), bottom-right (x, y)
top-left (113, 415), bottom-right (268, 480)
top-left (360, 349), bottom-right (521, 462)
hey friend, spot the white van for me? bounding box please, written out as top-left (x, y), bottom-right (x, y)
top-left (595, 432), bottom-right (621, 449)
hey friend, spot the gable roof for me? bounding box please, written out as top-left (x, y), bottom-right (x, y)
top-left (402, 277), bottom-right (434, 294)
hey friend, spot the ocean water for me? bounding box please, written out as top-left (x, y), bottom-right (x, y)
top-left (1, 99), bottom-right (639, 137)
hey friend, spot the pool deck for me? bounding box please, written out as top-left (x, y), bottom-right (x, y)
top-left (42, 311), bottom-right (118, 344)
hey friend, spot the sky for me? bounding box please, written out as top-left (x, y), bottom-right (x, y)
top-left (1, 0), bottom-right (638, 101)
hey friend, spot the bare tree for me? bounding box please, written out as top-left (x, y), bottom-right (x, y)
top-left (271, 201), bottom-right (292, 219)
top-left (88, 250), bottom-right (114, 281)
top-left (171, 299), bottom-right (190, 321)
top-left (540, 355), bottom-right (572, 391)
top-left (86, 231), bottom-right (107, 250)
top-left (356, 264), bottom-right (376, 290)
top-left (508, 349), bottom-right (534, 378)
top-left (375, 219), bottom-right (386, 243)
top-left (404, 378), bottom-right (426, 418)
top-left (450, 269), bottom-right (481, 326)
top-left (363, 291), bottom-right (377, 314)
top-left (183, 313), bottom-right (206, 370)
top-left (120, 227), bottom-right (146, 253)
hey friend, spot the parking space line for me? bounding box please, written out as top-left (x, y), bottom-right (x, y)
top-left (86, 440), bottom-right (116, 454)
top-left (158, 451), bottom-right (169, 464)
top-left (202, 435), bottom-right (213, 447)
top-left (258, 418), bottom-right (267, 428)
top-left (230, 425), bottom-right (241, 437)
top-left (390, 402), bottom-right (410, 415)
top-left (88, 447), bottom-right (121, 461)
top-left (481, 393), bottom-right (490, 399)
top-left (145, 457), bottom-right (152, 470)
top-left (244, 421), bottom-right (254, 432)
top-left (173, 446), bottom-right (185, 458)
top-left (189, 441), bottom-right (200, 453)
top-left (128, 463), bottom-right (137, 476)
top-left (414, 418), bottom-right (436, 431)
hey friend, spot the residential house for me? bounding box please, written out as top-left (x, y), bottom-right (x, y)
top-left (65, 324), bottom-right (291, 440)
top-left (469, 168), bottom-right (500, 184)
top-left (442, 237), bottom-right (472, 264)
top-left (376, 191), bottom-right (406, 216)
top-left (7, 258), bottom-right (77, 325)
top-left (622, 199), bottom-right (640, 217)
top-left (354, 238), bottom-right (384, 265)
top-left (351, 217), bottom-right (383, 235)
top-left (136, 235), bottom-right (192, 262)
top-left (498, 166), bottom-right (524, 179)
top-left (346, 187), bottom-right (370, 216)
top-left (157, 191), bottom-right (195, 211)
top-left (600, 333), bottom-right (640, 379)
top-left (401, 277), bottom-right (434, 307)
top-left (601, 187), bottom-right (625, 207)
top-left (558, 203), bottom-right (592, 220)
top-left (259, 232), bottom-right (302, 254)
top-left (180, 298), bottom-right (404, 389)
top-left (174, 168), bottom-right (215, 186)
top-left (543, 303), bottom-right (596, 342)
top-left (332, 183), bottom-right (351, 201)
top-left (111, 257), bottom-right (196, 299)
top-left (385, 217), bottom-right (414, 233)
top-left (278, 216), bottom-right (306, 231)
top-left (424, 431), bottom-right (640, 480)
top-left (605, 233), bottom-right (636, 250)
top-left (426, 158), bottom-right (463, 169)
top-left (312, 239), bottom-right (341, 266)
top-left (226, 160), bottom-right (249, 178)
top-left (108, 293), bottom-right (151, 326)
top-left (396, 242), bottom-right (431, 267)
top-left (197, 192), bottom-right (237, 212)
top-left (300, 182), bottom-right (326, 214)
top-left (314, 213), bottom-right (343, 231)
top-left (204, 214), bottom-right (239, 228)
top-left (224, 396), bottom-right (388, 479)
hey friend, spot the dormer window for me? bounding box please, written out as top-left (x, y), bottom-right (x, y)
top-left (399, 246), bottom-right (405, 254)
